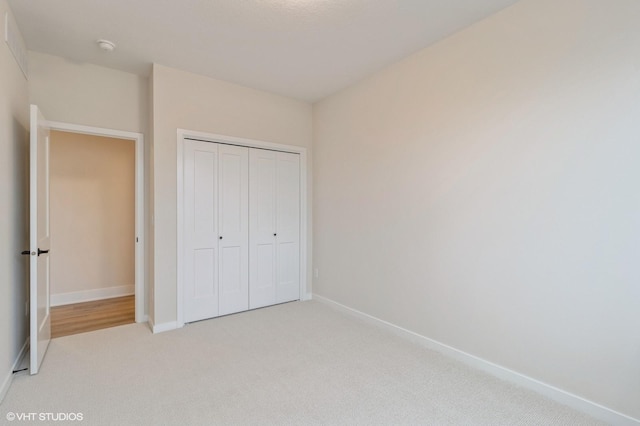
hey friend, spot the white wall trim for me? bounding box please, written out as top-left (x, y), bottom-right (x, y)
top-left (313, 294), bottom-right (640, 426)
top-left (46, 120), bottom-right (146, 323)
top-left (50, 285), bottom-right (135, 307)
top-left (148, 318), bottom-right (178, 334)
top-left (176, 129), bottom-right (309, 328)
top-left (0, 338), bottom-right (29, 403)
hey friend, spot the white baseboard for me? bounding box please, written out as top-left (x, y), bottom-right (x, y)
top-left (313, 294), bottom-right (640, 426)
top-left (148, 317), bottom-right (177, 334)
top-left (51, 285), bottom-right (134, 307)
top-left (0, 338), bottom-right (29, 404)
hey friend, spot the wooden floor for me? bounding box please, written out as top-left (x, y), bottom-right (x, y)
top-left (51, 296), bottom-right (135, 338)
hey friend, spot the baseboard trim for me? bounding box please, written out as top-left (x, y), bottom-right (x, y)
top-left (313, 294), bottom-right (639, 426)
top-left (51, 285), bottom-right (134, 307)
top-left (149, 318), bottom-right (177, 334)
top-left (0, 338), bottom-right (29, 404)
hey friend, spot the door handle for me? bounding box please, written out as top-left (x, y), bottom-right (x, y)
top-left (273, 233), bottom-right (277, 237)
top-left (37, 248), bottom-right (50, 256)
top-left (219, 236), bottom-right (223, 240)
top-left (21, 250), bottom-right (32, 256)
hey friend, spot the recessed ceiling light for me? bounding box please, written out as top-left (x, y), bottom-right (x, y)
top-left (96, 39), bottom-right (116, 52)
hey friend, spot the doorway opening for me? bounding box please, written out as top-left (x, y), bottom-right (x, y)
top-left (46, 123), bottom-right (145, 338)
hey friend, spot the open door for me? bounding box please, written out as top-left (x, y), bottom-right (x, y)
top-left (29, 104), bottom-right (51, 375)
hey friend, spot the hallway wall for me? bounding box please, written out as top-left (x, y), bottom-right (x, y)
top-left (49, 131), bottom-right (135, 305)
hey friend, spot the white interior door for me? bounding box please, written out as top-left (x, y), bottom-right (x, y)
top-left (184, 140), bottom-right (219, 322)
top-left (249, 149), bottom-right (277, 309)
top-left (183, 140), bottom-right (300, 322)
top-left (218, 145), bottom-right (249, 316)
top-left (276, 152), bottom-right (301, 303)
top-left (29, 105), bottom-right (51, 375)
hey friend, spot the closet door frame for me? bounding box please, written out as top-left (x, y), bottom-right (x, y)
top-left (176, 129), bottom-right (308, 328)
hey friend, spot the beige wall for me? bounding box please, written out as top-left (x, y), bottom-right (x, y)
top-left (313, 0), bottom-right (640, 419)
top-left (28, 50), bottom-right (150, 316)
top-left (28, 51), bottom-right (148, 134)
top-left (49, 131), bottom-right (135, 300)
top-left (0, 0), bottom-right (29, 400)
top-left (151, 64), bottom-right (313, 325)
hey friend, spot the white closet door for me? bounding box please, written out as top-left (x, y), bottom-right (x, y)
top-left (276, 152), bottom-right (300, 303)
top-left (249, 149), bottom-right (277, 309)
top-left (184, 140), bottom-right (219, 323)
top-left (218, 144), bottom-right (249, 315)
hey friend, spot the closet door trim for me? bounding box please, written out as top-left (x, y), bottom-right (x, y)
top-left (176, 129), bottom-right (308, 328)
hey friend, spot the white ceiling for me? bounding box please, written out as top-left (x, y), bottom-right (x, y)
top-left (8, 0), bottom-right (520, 102)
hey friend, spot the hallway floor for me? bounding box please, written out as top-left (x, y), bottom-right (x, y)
top-left (50, 295), bottom-right (134, 338)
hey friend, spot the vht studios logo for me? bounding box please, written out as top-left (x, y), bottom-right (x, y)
top-left (5, 412), bottom-right (84, 422)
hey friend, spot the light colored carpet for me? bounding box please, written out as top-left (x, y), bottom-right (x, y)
top-left (1, 300), bottom-right (602, 425)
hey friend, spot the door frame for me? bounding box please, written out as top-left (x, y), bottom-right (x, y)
top-left (176, 129), bottom-right (309, 328)
top-left (47, 120), bottom-right (146, 323)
